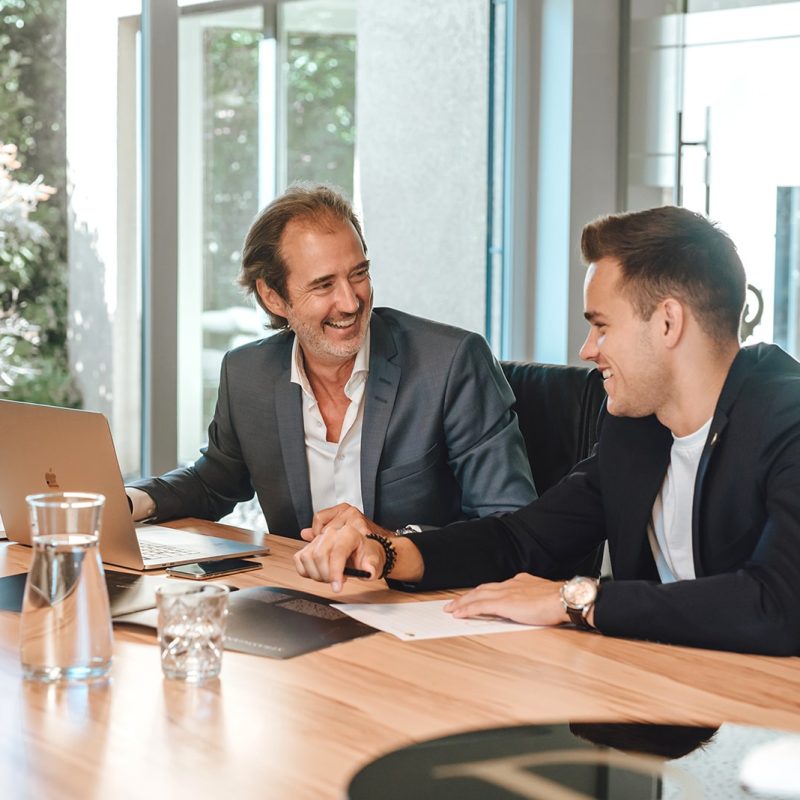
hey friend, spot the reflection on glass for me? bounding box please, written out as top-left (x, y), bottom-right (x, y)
top-left (348, 720), bottom-right (790, 800)
top-left (570, 722), bottom-right (718, 760)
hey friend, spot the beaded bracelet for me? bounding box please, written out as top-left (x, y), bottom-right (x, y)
top-left (366, 533), bottom-right (397, 579)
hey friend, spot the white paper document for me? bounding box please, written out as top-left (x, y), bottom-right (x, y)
top-left (332, 599), bottom-right (543, 641)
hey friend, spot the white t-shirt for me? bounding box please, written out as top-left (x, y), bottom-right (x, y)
top-left (290, 330), bottom-right (370, 515)
top-left (647, 417), bottom-right (713, 583)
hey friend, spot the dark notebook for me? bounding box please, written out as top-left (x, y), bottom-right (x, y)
top-left (115, 585), bottom-right (377, 659)
top-left (0, 569), bottom-right (168, 617)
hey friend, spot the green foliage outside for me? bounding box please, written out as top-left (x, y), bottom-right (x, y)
top-left (201, 27), bottom-right (357, 317)
top-left (285, 33), bottom-right (356, 194)
top-left (204, 27), bottom-right (262, 315)
top-left (0, 0), bottom-right (80, 407)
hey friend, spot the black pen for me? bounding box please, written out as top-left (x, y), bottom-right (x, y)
top-left (343, 567), bottom-right (371, 579)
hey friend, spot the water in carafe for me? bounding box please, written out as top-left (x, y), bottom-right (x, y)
top-left (20, 494), bottom-right (113, 683)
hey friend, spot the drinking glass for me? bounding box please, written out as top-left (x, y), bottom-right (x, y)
top-left (20, 492), bottom-right (113, 682)
top-left (156, 582), bottom-right (229, 682)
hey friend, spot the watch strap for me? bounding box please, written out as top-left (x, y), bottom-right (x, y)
top-left (566, 606), bottom-right (593, 630)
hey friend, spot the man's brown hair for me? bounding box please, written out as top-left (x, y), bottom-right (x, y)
top-left (581, 206), bottom-right (745, 343)
top-left (239, 182), bottom-right (367, 329)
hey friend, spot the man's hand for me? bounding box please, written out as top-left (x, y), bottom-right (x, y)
top-left (294, 523), bottom-right (386, 593)
top-left (125, 487), bottom-right (155, 522)
top-left (444, 573), bottom-right (571, 626)
top-left (300, 503), bottom-right (392, 542)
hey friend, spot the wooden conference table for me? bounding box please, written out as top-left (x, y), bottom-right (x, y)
top-left (1, 519), bottom-right (800, 799)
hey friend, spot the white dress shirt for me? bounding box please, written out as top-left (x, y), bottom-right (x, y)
top-left (647, 417), bottom-right (712, 583)
top-left (127, 332), bottom-right (372, 524)
top-left (290, 330), bottom-right (370, 515)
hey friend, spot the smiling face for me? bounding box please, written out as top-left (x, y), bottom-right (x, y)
top-left (579, 257), bottom-right (670, 418)
top-left (257, 216), bottom-right (373, 368)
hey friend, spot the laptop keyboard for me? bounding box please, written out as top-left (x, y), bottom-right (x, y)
top-left (139, 540), bottom-right (203, 560)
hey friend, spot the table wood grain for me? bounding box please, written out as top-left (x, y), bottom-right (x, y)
top-left (1, 520), bottom-right (799, 799)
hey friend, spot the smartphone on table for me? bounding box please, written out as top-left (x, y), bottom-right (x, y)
top-left (166, 558), bottom-right (263, 580)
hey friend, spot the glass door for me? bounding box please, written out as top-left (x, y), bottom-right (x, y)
top-left (626, 0), bottom-right (800, 351)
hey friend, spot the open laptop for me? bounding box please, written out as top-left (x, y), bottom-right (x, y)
top-left (0, 399), bottom-right (269, 570)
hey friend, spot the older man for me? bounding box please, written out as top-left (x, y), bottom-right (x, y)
top-left (295, 205), bottom-right (800, 656)
top-left (127, 183), bottom-right (535, 536)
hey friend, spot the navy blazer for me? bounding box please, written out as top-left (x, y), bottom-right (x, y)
top-left (409, 344), bottom-right (800, 655)
top-left (131, 308), bottom-right (535, 537)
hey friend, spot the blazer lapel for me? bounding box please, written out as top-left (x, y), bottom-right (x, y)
top-left (360, 313), bottom-right (400, 520)
top-left (605, 415), bottom-right (671, 580)
top-left (690, 411), bottom-right (728, 577)
top-left (689, 348), bottom-right (757, 576)
top-left (274, 348), bottom-right (313, 530)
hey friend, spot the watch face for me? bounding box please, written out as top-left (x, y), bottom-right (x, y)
top-left (564, 578), bottom-right (597, 609)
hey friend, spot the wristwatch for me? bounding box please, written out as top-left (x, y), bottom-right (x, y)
top-left (560, 576), bottom-right (599, 630)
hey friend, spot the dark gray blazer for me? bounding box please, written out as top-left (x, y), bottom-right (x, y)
top-left (131, 308), bottom-right (535, 538)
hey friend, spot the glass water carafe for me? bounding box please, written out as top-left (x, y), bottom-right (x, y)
top-left (20, 492), bottom-right (113, 683)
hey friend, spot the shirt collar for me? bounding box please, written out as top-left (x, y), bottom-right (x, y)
top-left (290, 326), bottom-right (371, 401)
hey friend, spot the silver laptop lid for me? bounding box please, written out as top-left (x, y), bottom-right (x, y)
top-left (0, 400), bottom-right (269, 570)
top-left (0, 400), bottom-right (145, 568)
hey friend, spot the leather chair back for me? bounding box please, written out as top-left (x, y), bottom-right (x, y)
top-left (500, 361), bottom-right (605, 494)
top-left (501, 361), bottom-right (606, 577)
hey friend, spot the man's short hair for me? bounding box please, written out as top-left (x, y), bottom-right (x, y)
top-left (239, 182), bottom-right (367, 329)
top-left (580, 206), bottom-right (746, 344)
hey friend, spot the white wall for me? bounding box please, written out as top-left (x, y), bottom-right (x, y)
top-left (356, 0), bottom-right (489, 334)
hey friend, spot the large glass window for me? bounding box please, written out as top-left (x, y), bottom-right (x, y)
top-left (2, 1), bottom-right (506, 533)
top-left (178, 0), bottom-right (501, 465)
top-left (1, 1), bottom-right (71, 410)
top-left (172, 0), bottom-right (502, 528)
top-left (0, 0), bottom-right (143, 479)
